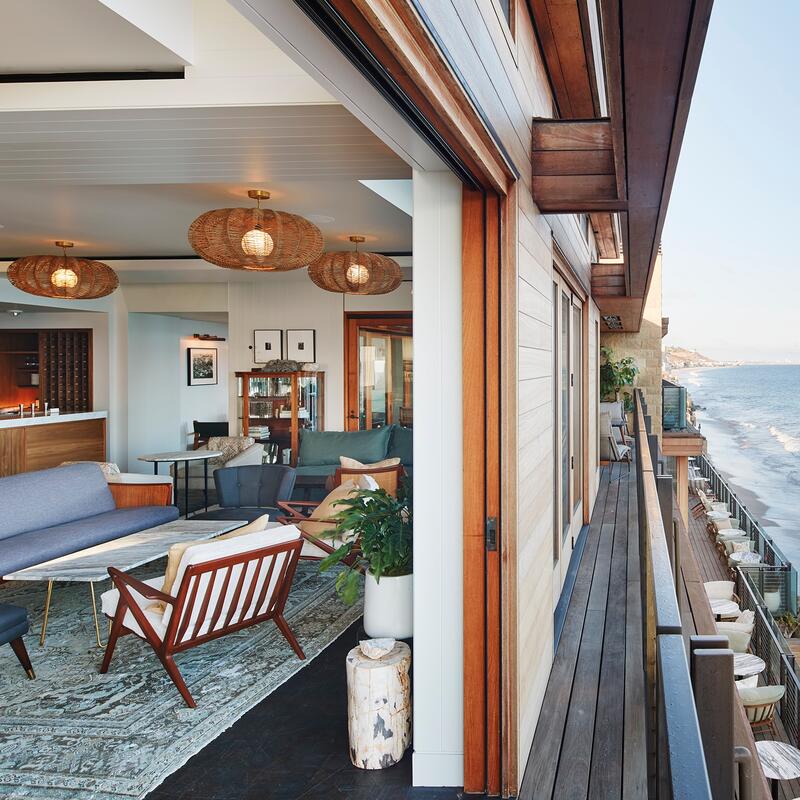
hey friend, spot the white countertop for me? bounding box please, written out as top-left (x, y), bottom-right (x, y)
top-left (0, 410), bottom-right (107, 429)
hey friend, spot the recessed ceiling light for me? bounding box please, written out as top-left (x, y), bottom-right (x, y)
top-left (7, 309), bottom-right (24, 317)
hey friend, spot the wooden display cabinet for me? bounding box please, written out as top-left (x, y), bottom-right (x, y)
top-left (236, 371), bottom-right (324, 466)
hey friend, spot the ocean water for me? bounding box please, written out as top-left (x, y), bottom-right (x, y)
top-left (677, 365), bottom-right (800, 564)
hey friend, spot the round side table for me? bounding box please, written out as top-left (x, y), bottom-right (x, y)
top-left (138, 450), bottom-right (222, 517)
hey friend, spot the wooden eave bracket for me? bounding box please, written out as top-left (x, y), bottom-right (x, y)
top-left (531, 118), bottom-right (626, 213)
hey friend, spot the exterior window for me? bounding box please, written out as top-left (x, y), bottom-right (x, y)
top-left (572, 302), bottom-right (583, 513)
top-left (561, 292), bottom-right (571, 543)
top-left (497, 0), bottom-right (511, 24)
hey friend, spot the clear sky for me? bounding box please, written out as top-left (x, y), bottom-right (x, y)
top-left (661, 1), bottom-right (800, 362)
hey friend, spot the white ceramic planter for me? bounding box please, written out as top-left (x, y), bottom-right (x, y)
top-left (363, 571), bottom-right (413, 639)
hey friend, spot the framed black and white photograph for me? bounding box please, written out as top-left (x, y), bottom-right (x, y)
top-left (187, 347), bottom-right (218, 386)
top-left (286, 329), bottom-right (316, 362)
top-left (253, 329), bottom-right (283, 362)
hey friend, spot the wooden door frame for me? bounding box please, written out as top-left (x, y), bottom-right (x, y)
top-left (462, 188), bottom-right (504, 796)
top-left (343, 312), bottom-right (413, 432)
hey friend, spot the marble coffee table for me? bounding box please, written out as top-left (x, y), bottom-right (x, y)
top-left (733, 653), bottom-right (766, 678)
top-left (5, 519), bottom-right (248, 648)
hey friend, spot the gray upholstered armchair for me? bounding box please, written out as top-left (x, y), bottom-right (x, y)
top-left (192, 464), bottom-right (297, 522)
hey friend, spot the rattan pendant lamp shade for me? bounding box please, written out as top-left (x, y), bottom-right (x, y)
top-left (7, 241), bottom-right (119, 299)
top-left (308, 236), bottom-right (402, 295)
top-left (188, 189), bottom-right (324, 271)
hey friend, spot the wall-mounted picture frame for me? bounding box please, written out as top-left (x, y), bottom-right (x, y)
top-left (187, 347), bottom-right (218, 386)
top-left (286, 329), bottom-right (316, 362)
top-left (253, 329), bottom-right (283, 362)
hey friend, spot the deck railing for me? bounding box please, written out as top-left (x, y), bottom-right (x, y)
top-left (696, 454), bottom-right (798, 614)
top-left (634, 390), bottom-right (716, 799)
top-left (737, 570), bottom-right (800, 747)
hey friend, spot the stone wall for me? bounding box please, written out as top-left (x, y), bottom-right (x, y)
top-left (601, 253), bottom-right (663, 435)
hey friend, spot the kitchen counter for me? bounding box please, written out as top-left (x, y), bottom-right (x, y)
top-left (0, 411), bottom-right (108, 477)
top-left (0, 411), bottom-right (107, 429)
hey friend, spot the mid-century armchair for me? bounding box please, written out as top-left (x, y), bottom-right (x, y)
top-left (99, 527), bottom-right (304, 707)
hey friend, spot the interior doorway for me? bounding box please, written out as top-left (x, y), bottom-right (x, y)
top-left (344, 313), bottom-right (413, 431)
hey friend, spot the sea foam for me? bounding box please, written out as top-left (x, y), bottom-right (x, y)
top-left (769, 425), bottom-right (800, 453)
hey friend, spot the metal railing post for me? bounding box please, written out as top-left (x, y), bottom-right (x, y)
top-left (673, 520), bottom-right (681, 594)
top-left (690, 636), bottom-right (735, 799)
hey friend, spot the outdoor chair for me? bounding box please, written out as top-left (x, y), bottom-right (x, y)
top-left (277, 475), bottom-right (379, 563)
top-left (99, 526), bottom-right (304, 708)
top-left (703, 580), bottom-right (739, 602)
top-left (737, 684), bottom-right (785, 731)
top-left (600, 412), bottom-right (631, 462)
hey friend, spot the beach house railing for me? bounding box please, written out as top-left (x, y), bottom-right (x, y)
top-left (634, 391), bottom-right (718, 799)
top-left (696, 454), bottom-right (798, 614)
top-left (737, 570), bottom-right (800, 747)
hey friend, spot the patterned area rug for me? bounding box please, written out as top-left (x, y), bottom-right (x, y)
top-left (0, 561), bottom-right (361, 799)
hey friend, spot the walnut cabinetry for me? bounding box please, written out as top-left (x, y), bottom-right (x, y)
top-left (0, 415), bottom-right (106, 477)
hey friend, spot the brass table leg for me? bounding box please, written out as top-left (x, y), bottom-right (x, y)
top-left (89, 583), bottom-right (104, 649)
top-left (39, 579), bottom-right (54, 646)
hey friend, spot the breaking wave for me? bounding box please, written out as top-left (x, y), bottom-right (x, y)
top-left (769, 425), bottom-right (800, 453)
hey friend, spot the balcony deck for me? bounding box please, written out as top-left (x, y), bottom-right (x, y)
top-left (519, 462), bottom-right (648, 800)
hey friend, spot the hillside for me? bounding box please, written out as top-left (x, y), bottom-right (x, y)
top-left (664, 346), bottom-right (720, 369)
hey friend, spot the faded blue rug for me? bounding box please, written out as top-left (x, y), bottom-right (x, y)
top-left (0, 561), bottom-right (361, 799)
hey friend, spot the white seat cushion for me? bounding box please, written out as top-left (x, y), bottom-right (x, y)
top-left (704, 580), bottom-right (735, 600)
top-left (101, 576), bottom-right (168, 640)
top-left (717, 620), bottom-right (755, 636)
top-left (718, 629), bottom-right (751, 652)
top-left (736, 676), bottom-right (758, 689)
top-left (738, 685), bottom-right (785, 706)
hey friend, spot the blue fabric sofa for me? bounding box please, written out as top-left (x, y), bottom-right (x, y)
top-left (0, 463), bottom-right (179, 576)
top-left (293, 425), bottom-right (412, 499)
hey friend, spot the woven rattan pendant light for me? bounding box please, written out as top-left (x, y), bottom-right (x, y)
top-left (308, 235), bottom-right (402, 295)
top-left (7, 241), bottom-right (119, 299)
top-left (188, 189), bottom-right (324, 271)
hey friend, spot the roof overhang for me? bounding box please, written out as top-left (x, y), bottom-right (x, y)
top-left (662, 430), bottom-right (707, 458)
top-left (529, 0), bottom-right (713, 331)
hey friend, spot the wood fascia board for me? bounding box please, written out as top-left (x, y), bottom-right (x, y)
top-left (597, 0), bottom-right (626, 202)
top-left (346, 0), bottom-right (514, 192)
top-left (661, 432), bottom-right (707, 458)
top-left (633, 0), bottom-right (714, 311)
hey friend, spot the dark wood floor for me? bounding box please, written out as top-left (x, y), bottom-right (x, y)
top-left (145, 620), bottom-right (469, 800)
top-left (518, 463), bottom-right (648, 800)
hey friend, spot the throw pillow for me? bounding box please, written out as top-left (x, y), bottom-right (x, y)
top-left (60, 460), bottom-right (121, 477)
top-left (207, 436), bottom-right (255, 467)
top-left (732, 540), bottom-right (752, 554)
top-left (339, 456), bottom-right (401, 470)
top-left (150, 514), bottom-right (272, 613)
top-left (300, 476), bottom-right (378, 541)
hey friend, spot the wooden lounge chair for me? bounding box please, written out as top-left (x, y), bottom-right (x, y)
top-left (99, 526), bottom-right (304, 708)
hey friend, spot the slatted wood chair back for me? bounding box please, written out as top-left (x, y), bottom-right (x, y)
top-left (328, 464), bottom-right (405, 497)
top-left (165, 539), bottom-right (302, 652)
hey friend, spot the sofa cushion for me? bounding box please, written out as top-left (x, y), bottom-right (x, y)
top-left (0, 505), bottom-right (179, 576)
top-left (387, 424), bottom-right (413, 465)
top-left (339, 456), bottom-right (401, 470)
top-left (192, 507), bottom-right (277, 523)
top-left (101, 576), bottom-right (168, 640)
top-left (0, 463), bottom-right (116, 541)
top-left (298, 428), bottom-right (391, 467)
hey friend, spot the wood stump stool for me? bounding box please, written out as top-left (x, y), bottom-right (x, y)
top-left (346, 640), bottom-right (411, 769)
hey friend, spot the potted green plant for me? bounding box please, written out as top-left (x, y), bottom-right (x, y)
top-left (600, 345), bottom-right (639, 414)
top-left (319, 481), bottom-right (413, 638)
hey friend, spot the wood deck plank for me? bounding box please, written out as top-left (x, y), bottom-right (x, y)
top-left (519, 468), bottom-right (611, 799)
top-left (588, 462), bottom-right (629, 799)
